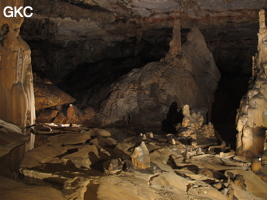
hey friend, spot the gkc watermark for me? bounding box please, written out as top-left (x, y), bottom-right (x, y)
top-left (3, 6), bottom-right (33, 18)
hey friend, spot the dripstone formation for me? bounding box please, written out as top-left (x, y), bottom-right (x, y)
top-left (0, 0), bottom-right (35, 128)
top-left (0, 0), bottom-right (35, 149)
top-left (236, 9), bottom-right (267, 159)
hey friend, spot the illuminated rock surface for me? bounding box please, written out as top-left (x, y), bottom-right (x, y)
top-left (2, 0), bottom-right (267, 199)
top-left (34, 76), bottom-right (76, 111)
top-left (0, 0), bottom-right (35, 129)
top-left (236, 10), bottom-right (267, 159)
top-left (15, 125), bottom-right (267, 200)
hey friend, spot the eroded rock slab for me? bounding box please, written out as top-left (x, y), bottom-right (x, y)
top-left (0, 176), bottom-right (66, 200)
top-left (48, 132), bottom-right (91, 145)
top-left (20, 144), bottom-right (67, 169)
top-left (34, 76), bottom-right (76, 110)
top-left (0, 120), bottom-right (28, 157)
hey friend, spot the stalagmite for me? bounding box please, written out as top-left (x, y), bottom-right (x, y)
top-left (0, 0), bottom-right (35, 149)
top-left (236, 9), bottom-right (267, 159)
top-left (165, 19), bottom-right (181, 60)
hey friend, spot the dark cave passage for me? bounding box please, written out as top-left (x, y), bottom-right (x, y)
top-left (211, 74), bottom-right (250, 148)
top-left (204, 26), bottom-right (257, 148)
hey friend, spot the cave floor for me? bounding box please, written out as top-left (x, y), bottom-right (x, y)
top-left (1, 125), bottom-right (267, 200)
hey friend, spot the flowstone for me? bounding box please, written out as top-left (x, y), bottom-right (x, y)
top-left (0, 0), bottom-right (35, 129)
top-left (0, 0), bottom-right (35, 150)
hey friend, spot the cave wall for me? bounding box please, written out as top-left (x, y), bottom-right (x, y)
top-left (20, 0), bottom-right (267, 85)
top-left (15, 0), bottom-right (267, 131)
top-left (0, 0), bottom-right (35, 131)
top-left (236, 9), bottom-right (267, 159)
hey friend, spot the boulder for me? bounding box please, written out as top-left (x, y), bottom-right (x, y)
top-left (34, 75), bottom-right (76, 110)
top-left (86, 128), bottom-right (111, 137)
top-left (63, 145), bottom-right (98, 169)
top-left (92, 27), bottom-right (220, 126)
top-left (103, 158), bottom-right (123, 175)
top-left (36, 110), bottom-right (59, 123)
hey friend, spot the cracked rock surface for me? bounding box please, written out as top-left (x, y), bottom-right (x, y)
top-left (1, 125), bottom-right (264, 200)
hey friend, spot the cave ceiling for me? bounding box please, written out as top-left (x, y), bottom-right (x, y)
top-left (21, 0), bottom-right (267, 84)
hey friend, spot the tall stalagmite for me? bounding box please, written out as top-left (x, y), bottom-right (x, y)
top-left (236, 9), bottom-right (267, 159)
top-left (0, 0), bottom-right (35, 148)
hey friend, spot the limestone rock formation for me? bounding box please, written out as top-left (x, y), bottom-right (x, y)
top-left (236, 9), bottom-right (267, 159)
top-left (36, 104), bottom-right (95, 125)
top-left (36, 110), bottom-right (59, 123)
top-left (130, 141), bottom-right (150, 169)
top-left (0, 120), bottom-right (28, 157)
top-left (86, 128), bottom-right (111, 137)
top-left (11, 124), bottom-right (267, 200)
top-left (0, 0), bottom-right (35, 129)
top-left (92, 26), bottom-right (220, 126)
top-left (34, 75), bottom-right (76, 111)
top-left (0, 176), bottom-right (66, 200)
top-left (176, 105), bottom-right (217, 146)
top-left (103, 158), bottom-right (123, 175)
top-left (21, 0), bottom-right (266, 86)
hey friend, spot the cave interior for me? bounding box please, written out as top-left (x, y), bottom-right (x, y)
top-left (1, 0), bottom-right (267, 199)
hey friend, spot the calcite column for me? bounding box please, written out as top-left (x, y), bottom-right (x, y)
top-left (0, 0), bottom-right (35, 148)
top-left (236, 9), bottom-right (267, 159)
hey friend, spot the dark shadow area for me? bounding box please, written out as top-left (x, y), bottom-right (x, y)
top-left (0, 144), bottom-right (26, 179)
top-left (211, 75), bottom-right (250, 148)
top-left (161, 102), bottom-right (183, 134)
top-left (84, 181), bottom-right (100, 200)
